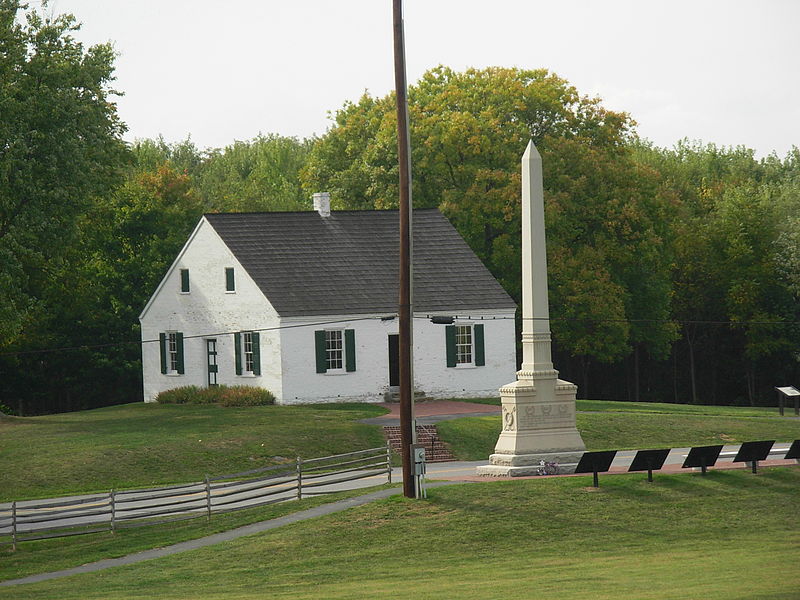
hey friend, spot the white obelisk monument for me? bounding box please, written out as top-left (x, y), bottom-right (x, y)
top-left (477, 140), bottom-right (586, 476)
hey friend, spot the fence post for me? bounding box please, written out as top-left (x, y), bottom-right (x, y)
top-left (110, 490), bottom-right (116, 534)
top-left (11, 501), bottom-right (17, 552)
top-left (205, 476), bottom-right (212, 522)
top-left (296, 456), bottom-right (303, 500)
top-left (386, 445), bottom-right (392, 484)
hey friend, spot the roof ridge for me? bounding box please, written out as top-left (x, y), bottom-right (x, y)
top-left (204, 208), bottom-right (441, 218)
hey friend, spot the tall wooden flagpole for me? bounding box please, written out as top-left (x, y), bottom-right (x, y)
top-left (392, 0), bottom-right (416, 498)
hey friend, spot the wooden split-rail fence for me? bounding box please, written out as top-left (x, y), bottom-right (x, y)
top-left (0, 446), bottom-right (392, 551)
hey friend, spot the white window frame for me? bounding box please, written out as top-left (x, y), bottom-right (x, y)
top-left (455, 324), bottom-right (474, 367)
top-left (325, 329), bottom-right (344, 372)
top-left (225, 267), bottom-right (236, 293)
top-left (167, 331), bottom-right (180, 374)
top-left (206, 338), bottom-right (218, 386)
top-left (179, 268), bottom-right (190, 294)
top-left (243, 331), bottom-right (255, 374)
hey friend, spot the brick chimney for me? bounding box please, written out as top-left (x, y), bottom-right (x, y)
top-left (313, 192), bottom-right (331, 217)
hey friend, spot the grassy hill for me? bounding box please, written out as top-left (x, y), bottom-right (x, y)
top-left (2, 399), bottom-right (799, 501)
top-left (0, 402), bottom-right (387, 501)
top-left (5, 468), bottom-right (799, 599)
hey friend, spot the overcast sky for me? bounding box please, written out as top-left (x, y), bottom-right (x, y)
top-left (51, 0), bottom-right (799, 158)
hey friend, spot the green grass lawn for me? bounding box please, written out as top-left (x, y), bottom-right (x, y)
top-left (4, 468), bottom-right (798, 599)
top-left (0, 485), bottom-right (395, 583)
top-left (439, 402), bottom-right (800, 460)
top-left (0, 403), bottom-right (387, 501)
top-left (2, 399), bottom-right (798, 500)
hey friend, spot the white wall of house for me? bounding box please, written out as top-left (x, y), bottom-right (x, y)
top-left (278, 310), bottom-right (516, 404)
top-left (139, 218), bottom-right (283, 402)
top-left (413, 312), bottom-right (517, 398)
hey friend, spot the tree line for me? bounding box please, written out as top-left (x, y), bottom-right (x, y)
top-left (1, 2), bottom-right (798, 414)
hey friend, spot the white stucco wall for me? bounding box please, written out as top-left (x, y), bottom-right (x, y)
top-left (139, 218), bottom-right (282, 402)
top-left (279, 310), bottom-right (516, 404)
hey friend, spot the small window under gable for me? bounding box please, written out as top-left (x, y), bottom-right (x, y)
top-left (225, 267), bottom-right (235, 292)
top-left (180, 269), bottom-right (190, 293)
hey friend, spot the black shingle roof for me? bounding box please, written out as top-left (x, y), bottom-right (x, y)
top-left (204, 209), bottom-right (516, 317)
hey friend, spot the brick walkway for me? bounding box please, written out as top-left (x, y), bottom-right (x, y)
top-left (373, 399), bottom-right (500, 419)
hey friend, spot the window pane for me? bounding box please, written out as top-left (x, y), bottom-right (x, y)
top-left (456, 325), bottom-right (472, 364)
top-left (168, 332), bottom-right (179, 371)
top-left (244, 332), bottom-right (254, 373)
top-left (325, 330), bottom-right (343, 370)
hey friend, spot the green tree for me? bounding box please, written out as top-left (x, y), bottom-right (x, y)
top-left (198, 134), bottom-right (313, 212)
top-left (1, 161), bottom-right (203, 415)
top-left (0, 0), bottom-right (127, 345)
top-left (710, 181), bottom-right (800, 403)
top-left (634, 141), bottom-right (800, 404)
top-left (130, 137), bottom-right (205, 177)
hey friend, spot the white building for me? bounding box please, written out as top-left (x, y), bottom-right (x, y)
top-left (139, 195), bottom-right (517, 404)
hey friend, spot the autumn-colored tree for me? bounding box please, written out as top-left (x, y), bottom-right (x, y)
top-left (303, 66), bottom-right (676, 387)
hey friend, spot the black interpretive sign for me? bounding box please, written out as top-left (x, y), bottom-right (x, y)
top-left (628, 448), bottom-right (670, 482)
top-left (682, 445), bottom-right (723, 475)
top-left (733, 440), bottom-right (775, 474)
top-left (575, 451), bottom-right (617, 488)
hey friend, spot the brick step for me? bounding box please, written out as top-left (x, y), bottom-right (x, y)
top-left (383, 424), bottom-right (455, 463)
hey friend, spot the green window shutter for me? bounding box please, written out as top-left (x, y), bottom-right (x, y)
top-left (159, 333), bottom-right (167, 374)
top-left (225, 267), bottom-right (235, 291)
top-left (234, 332), bottom-right (242, 375)
top-left (345, 329), bottom-right (356, 372)
top-left (251, 332), bottom-right (261, 376)
top-left (180, 269), bottom-right (190, 293)
top-left (176, 332), bottom-right (185, 374)
top-left (314, 330), bottom-right (327, 373)
top-left (445, 325), bottom-right (457, 368)
top-left (474, 324), bottom-right (485, 366)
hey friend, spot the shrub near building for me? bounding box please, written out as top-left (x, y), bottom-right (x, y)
top-left (156, 385), bottom-right (275, 406)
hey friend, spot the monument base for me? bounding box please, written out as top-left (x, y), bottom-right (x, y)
top-left (476, 450), bottom-right (584, 477)
top-left (476, 374), bottom-right (586, 478)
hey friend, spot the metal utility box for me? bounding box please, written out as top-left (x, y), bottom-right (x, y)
top-left (411, 444), bottom-right (426, 476)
